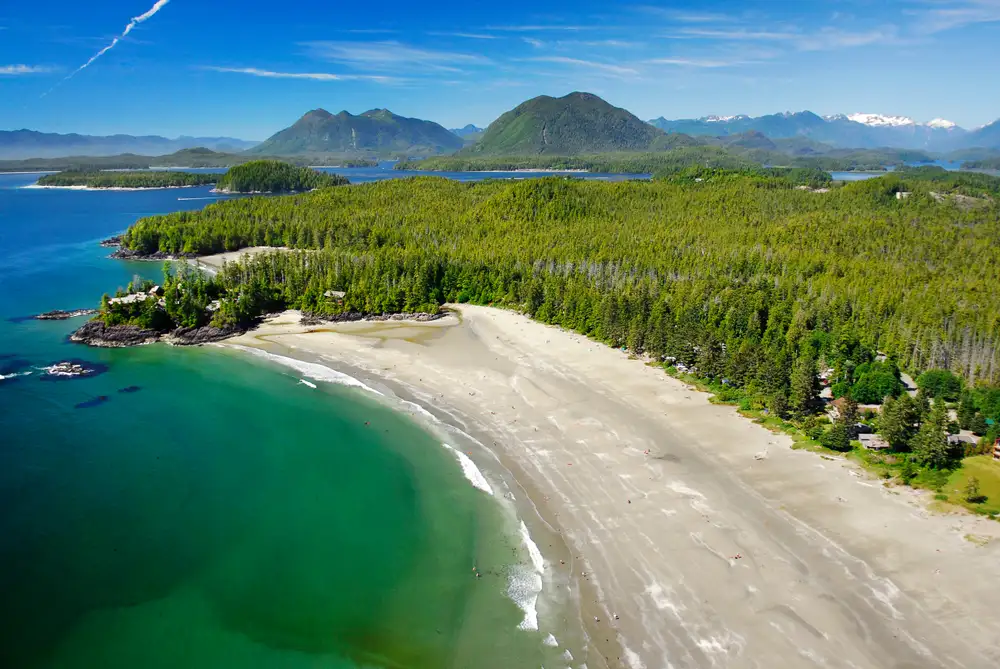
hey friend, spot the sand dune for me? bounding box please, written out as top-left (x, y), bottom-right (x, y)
top-left (225, 305), bottom-right (1000, 669)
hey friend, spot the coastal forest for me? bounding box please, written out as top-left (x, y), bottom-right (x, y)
top-left (99, 170), bottom-right (1000, 490)
top-left (214, 160), bottom-right (349, 193)
top-left (36, 170), bottom-right (217, 188)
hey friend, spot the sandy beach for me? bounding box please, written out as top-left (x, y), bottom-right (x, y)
top-left (224, 305), bottom-right (1000, 669)
top-left (189, 246), bottom-right (290, 274)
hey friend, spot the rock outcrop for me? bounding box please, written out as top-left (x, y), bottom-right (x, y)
top-left (70, 321), bottom-right (162, 347)
top-left (299, 311), bottom-right (445, 326)
top-left (35, 309), bottom-right (98, 320)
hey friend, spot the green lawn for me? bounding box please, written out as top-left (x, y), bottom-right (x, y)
top-left (942, 456), bottom-right (1000, 516)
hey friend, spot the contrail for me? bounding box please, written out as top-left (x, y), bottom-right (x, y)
top-left (43, 0), bottom-right (171, 97)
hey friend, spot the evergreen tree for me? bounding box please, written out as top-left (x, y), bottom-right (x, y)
top-left (878, 394), bottom-right (920, 452)
top-left (957, 392), bottom-right (977, 430)
top-left (912, 402), bottom-right (954, 469)
top-left (789, 351), bottom-right (818, 415)
top-left (821, 420), bottom-right (851, 452)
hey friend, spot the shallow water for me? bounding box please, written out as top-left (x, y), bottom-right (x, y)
top-left (0, 173), bottom-right (566, 668)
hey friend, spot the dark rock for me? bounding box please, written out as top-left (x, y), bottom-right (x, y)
top-left (36, 309), bottom-right (98, 320)
top-left (166, 324), bottom-right (247, 346)
top-left (299, 311), bottom-right (445, 326)
top-left (109, 248), bottom-right (196, 261)
top-left (75, 395), bottom-right (110, 409)
top-left (70, 320), bottom-right (162, 348)
top-left (99, 236), bottom-right (123, 248)
top-left (0, 358), bottom-right (32, 375)
top-left (118, 386), bottom-right (141, 393)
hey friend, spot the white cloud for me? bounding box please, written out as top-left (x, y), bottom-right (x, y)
top-left (906, 0), bottom-right (1000, 33)
top-left (523, 37), bottom-right (545, 47)
top-left (672, 28), bottom-right (799, 40)
top-left (303, 40), bottom-right (489, 72)
top-left (0, 64), bottom-right (53, 75)
top-left (795, 26), bottom-right (897, 50)
top-left (202, 66), bottom-right (398, 83)
top-left (45, 0), bottom-right (170, 96)
top-left (635, 7), bottom-right (738, 23)
top-left (647, 57), bottom-right (754, 68)
top-left (487, 24), bottom-right (591, 32)
top-left (523, 56), bottom-right (638, 76)
top-left (428, 31), bottom-right (498, 39)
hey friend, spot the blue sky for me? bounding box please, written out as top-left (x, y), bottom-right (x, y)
top-left (1, 0), bottom-right (999, 139)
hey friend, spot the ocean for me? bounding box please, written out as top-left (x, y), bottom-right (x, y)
top-left (0, 172), bottom-right (580, 669)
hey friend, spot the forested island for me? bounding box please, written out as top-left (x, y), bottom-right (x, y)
top-left (214, 160), bottom-right (349, 193)
top-left (964, 157), bottom-right (1000, 170)
top-left (396, 147), bottom-right (926, 175)
top-left (31, 160), bottom-right (349, 194)
top-left (35, 171), bottom-right (218, 189)
top-left (78, 168), bottom-right (1000, 502)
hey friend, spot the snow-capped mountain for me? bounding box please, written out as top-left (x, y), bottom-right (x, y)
top-left (927, 118), bottom-right (958, 129)
top-left (846, 113), bottom-right (917, 128)
top-left (649, 111), bottom-right (995, 150)
top-left (703, 115), bottom-right (749, 123)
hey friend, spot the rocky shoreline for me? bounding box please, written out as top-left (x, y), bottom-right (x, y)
top-left (35, 309), bottom-right (98, 320)
top-left (70, 320), bottom-right (247, 348)
top-left (99, 236), bottom-right (195, 261)
top-left (299, 311), bottom-right (446, 326)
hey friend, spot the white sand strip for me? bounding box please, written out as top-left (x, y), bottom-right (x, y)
top-left (224, 305), bottom-right (1000, 669)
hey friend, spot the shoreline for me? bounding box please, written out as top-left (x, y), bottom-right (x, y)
top-left (221, 306), bottom-right (1000, 669)
top-left (22, 183), bottom-right (211, 192)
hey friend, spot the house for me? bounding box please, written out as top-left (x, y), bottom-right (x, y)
top-left (859, 433), bottom-right (890, 450)
top-left (993, 438), bottom-right (1000, 460)
top-left (947, 434), bottom-right (978, 448)
top-left (828, 397), bottom-right (849, 419)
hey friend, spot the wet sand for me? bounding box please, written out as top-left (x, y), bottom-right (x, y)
top-left (225, 306), bottom-right (1000, 669)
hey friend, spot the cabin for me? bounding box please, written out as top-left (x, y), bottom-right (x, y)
top-left (947, 434), bottom-right (978, 448)
top-left (323, 290), bottom-right (346, 303)
top-left (858, 433), bottom-right (890, 451)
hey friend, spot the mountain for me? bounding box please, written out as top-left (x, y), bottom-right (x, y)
top-left (248, 108), bottom-right (463, 156)
top-left (0, 129), bottom-right (258, 160)
top-left (468, 92), bottom-right (665, 155)
top-left (967, 120), bottom-right (1000, 149)
top-left (649, 112), bottom-right (992, 151)
top-left (450, 124), bottom-right (484, 138)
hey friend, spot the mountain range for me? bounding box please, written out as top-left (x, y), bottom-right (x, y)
top-left (649, 112), bottom-right (998, 151)
top-left (0, 130), bottom-right (258, 160)
top-left (248, 108), bottom-right (463, 157)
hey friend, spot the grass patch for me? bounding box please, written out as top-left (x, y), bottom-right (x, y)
top-left (940, 456), bottom-right (1000, 515)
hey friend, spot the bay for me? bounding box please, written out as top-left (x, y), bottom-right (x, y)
top-left (0, 173), bottom-right (569, 669)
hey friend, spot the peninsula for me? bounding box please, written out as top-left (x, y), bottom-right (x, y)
top-left (74, 167), bottom-right (1000, 667)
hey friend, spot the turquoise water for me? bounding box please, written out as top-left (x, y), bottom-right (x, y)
top-left (0, 174), bottom-right (564, 668)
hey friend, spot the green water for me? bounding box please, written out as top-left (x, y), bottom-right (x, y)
top-left (0, 175), bottom-right (564, 668)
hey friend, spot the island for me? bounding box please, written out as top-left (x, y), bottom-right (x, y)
top-left (213, 160), bottom-right (349, 193)
top-left (35, 171), bottom-right (218, 189)
top-left (31, 160), bottom-right (351, 193)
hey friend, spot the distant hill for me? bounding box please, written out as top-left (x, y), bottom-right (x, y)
top-left (0, 129), bottom-right (258, 160)
top-left (248, 108), bottom-right (463, 157)
top-left (450, 124), bottom-right (484, 138)
top-left (648, 111), bottom-right (1000, 151)
top-left (468, 92), bottom-right (665, 155)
